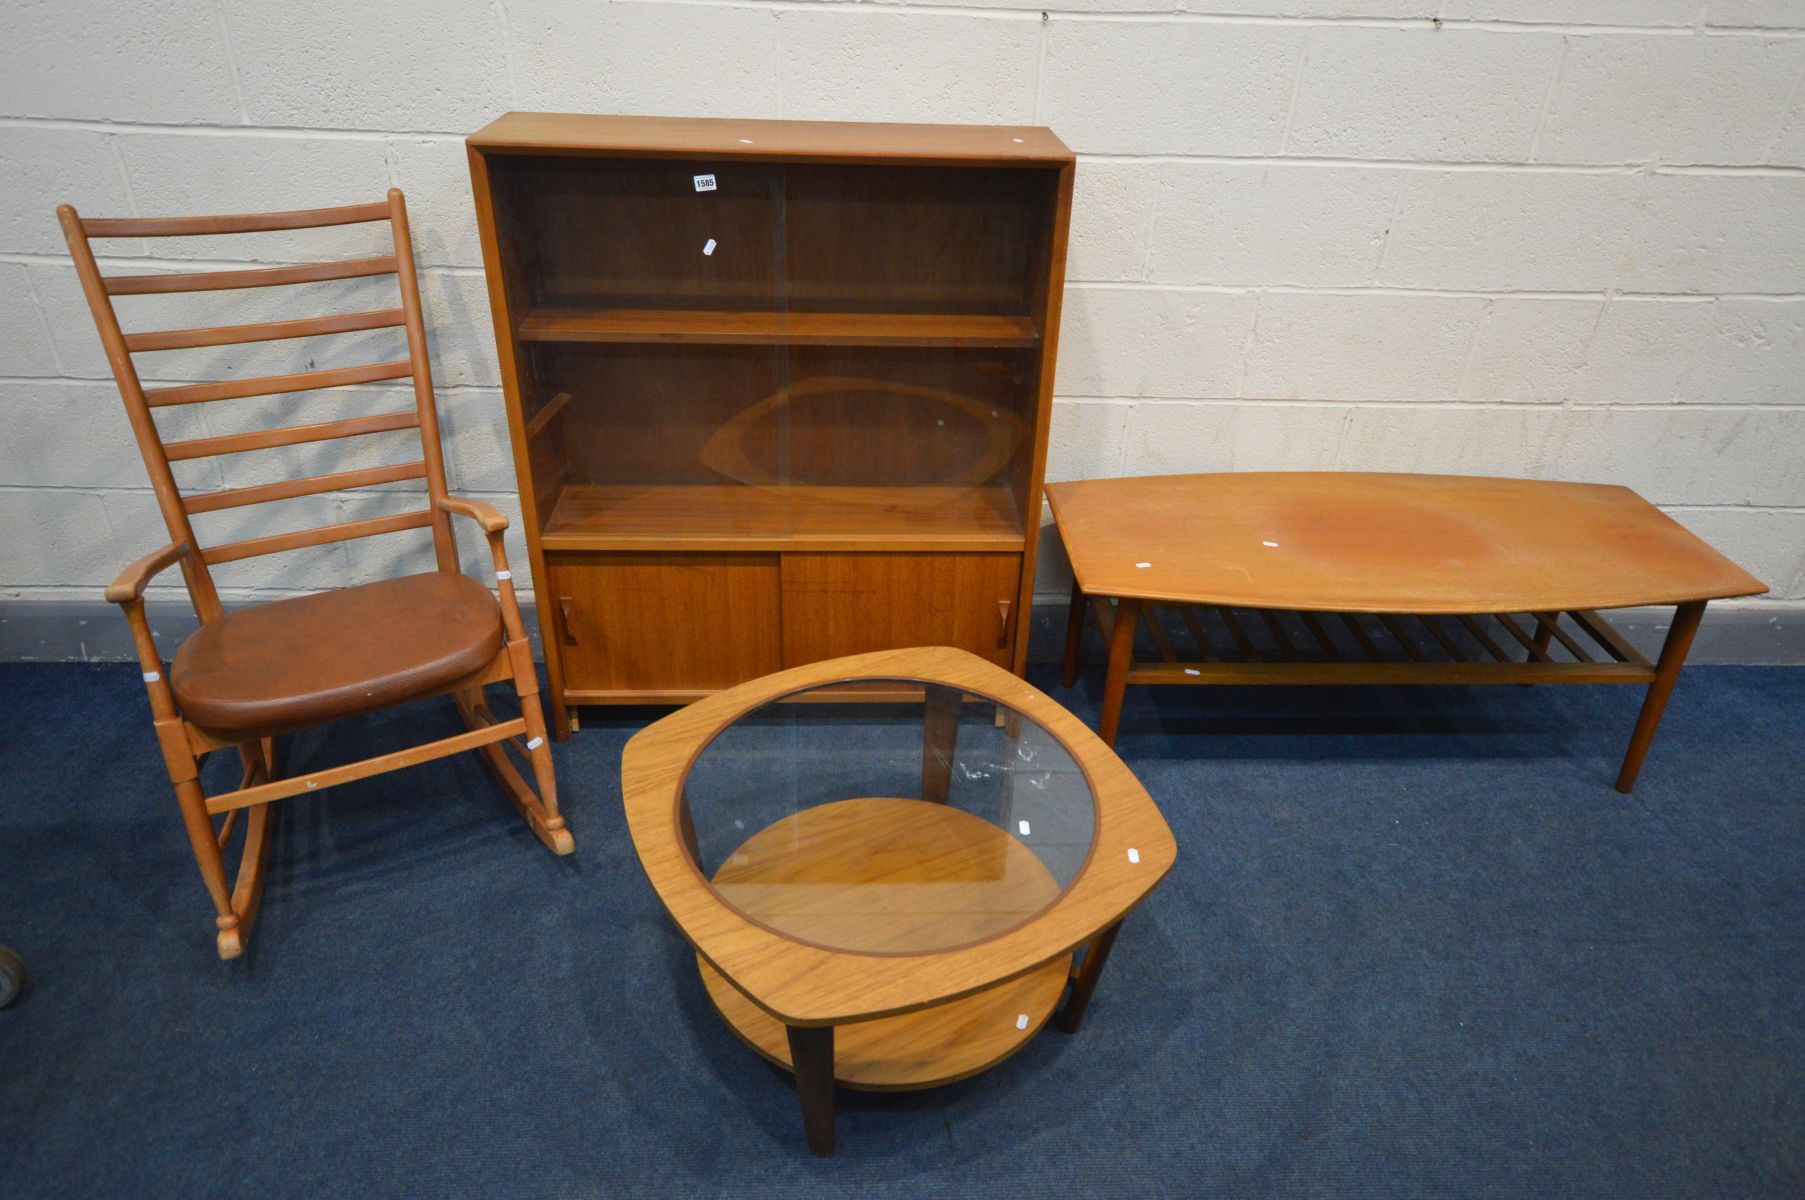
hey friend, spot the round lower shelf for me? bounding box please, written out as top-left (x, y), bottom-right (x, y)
top-left (696, 795), bottom-right (1075, 1090)
top-left (699, 951), bottom-right (1072, 1091)
top-left (707, 795), bottom-right (1068, 955)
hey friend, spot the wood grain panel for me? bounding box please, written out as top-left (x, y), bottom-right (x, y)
top-left (470, 112), bottom-right (1073, 166)
top-left (491, 154), bottom-right (781, 311)
top-left (541, 485), bottom-right (1022, 552)
top-left (700, 950), bottom-right (1070, 1091)
top-left (709, 796), bottom-right (1058, 953)
top-left (542, 343), bottom-right (781, 489)
top-left (468, 118), bottom-right (1073, 708)
top-left (518, 308), bottom-right (1037, 347)
top-left (780, 553), bottom-right (1021, 668)
top-left (1047, 472), bottom-right (1768, 614)
top-left (546, 344), bottom-right (1032, 494)
top-left (707, 355), bottom-right (1030, 491)
top-left (619, 646), bottom-right (1177, 1026)
top-left (549, 552), bottom-right (781, 692)
top-left (782, 164), bottom-right (1046, 315)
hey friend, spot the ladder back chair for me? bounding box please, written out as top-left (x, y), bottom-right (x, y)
top-left (59, 189), bottom-right (572, 961)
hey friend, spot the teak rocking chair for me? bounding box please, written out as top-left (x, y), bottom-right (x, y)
top-left (59, 189), bottom-right (573, 960)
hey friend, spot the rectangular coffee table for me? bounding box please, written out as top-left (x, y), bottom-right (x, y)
top-left (1046, 472), bottom-right (1767, 792)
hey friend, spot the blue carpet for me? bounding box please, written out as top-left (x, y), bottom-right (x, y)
top-left (1, 662), bottom-right (1801, 1198)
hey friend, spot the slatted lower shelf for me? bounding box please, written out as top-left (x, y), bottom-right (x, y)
top-left (1090, 600), bottom-right (1657, 687)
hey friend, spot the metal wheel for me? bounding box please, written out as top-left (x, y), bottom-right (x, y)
top-left (0, 945), bottom-right (25, 1009)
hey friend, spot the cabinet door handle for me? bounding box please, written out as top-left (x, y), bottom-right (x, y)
top-left (996, 598), bottom-right (1012, 649)
top-left (558, 596), bottom-right (578, 645)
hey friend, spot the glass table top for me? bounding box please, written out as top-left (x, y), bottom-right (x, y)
top-left (680, 679), bottom-right (1098, 955)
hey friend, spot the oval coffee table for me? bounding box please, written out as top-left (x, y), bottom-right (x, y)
top-left (620, 646), bottom-right (1176, 1155)
top-left (1049, 472), bottom-right (1767, 790)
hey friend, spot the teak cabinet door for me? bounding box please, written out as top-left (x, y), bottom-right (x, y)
top-left (780, 553), bottom-right (1021, 668)
top-left (549, 552), bottom-right (782, 695)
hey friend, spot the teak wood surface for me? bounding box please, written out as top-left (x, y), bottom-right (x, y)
top-left (517, 308), bottom-right (1040, 347)
top-left (538, 484), bottom-right (1023, 552)
top-left (467, 113), bottom-right (1075, 726)
top-left (621, 646), bottom-right (1173, 1154)
top-left (702, 790), bottom-right (1079, 1084)
top-left (1048, 472), bottom-right (1766, 791)
top-left (59, 191), bottom-right (573, 960)
top-left (620, 647), bottom-right (1175, 1027)
top-left (549, 551), bottom-right (784, 694)
top-left (1047, 472), bottom-right (1767, 615)
top-left (469, 112), bottom-right (1073, 165)
top-left (779, 554), bottom-right (1021, 669)
top-left (708, 796), bottom-right (1062, 954)
top-left (699, 949), bottom-right (1071, 1091)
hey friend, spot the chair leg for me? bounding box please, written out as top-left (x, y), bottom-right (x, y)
top-left (173, 762), bottom-right (281, 961)
top-left (173, 775), bottom-right (239, 940)
top-left (217, 801), bottom-right (276, 960)
top-left (193, 746), bottom-right (280, 961)
top-left (258, 736), bottom-right (280, 780)
top-left (123, 600), bottom-right (280, 958)
top-left (516, 689), bottom-right (563, 826)
top-left (456, 683), bottom-right (575, 857)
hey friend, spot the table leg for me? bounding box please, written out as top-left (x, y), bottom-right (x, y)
top-left (786, 1024), bottom-right (836, 1156)
top-left (1098, 597), bottom-right (1140, 748)
top-left (1061, 577), bottom-right (1087, 688)
top-left (921, 684), bottom-right (960, 805)
top-left (1615, 600), bottom-right (1707, 795)
top-left (1057, 921), bottom-right (1122, 1034)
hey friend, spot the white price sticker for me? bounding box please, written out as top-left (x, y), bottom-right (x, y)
top-left (693, 174), bottom-right (717, 192)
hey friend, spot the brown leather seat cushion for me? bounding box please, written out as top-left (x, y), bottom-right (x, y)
top-left (171, 572), bottom-right (502, 734)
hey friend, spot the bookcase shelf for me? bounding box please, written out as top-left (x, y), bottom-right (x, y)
top-left (540, 484), bottom-right (1024, 552)
top-left (518, 308), bottom-right (1040, 348)
top-left (469, 112), bottom-right (1074, 721)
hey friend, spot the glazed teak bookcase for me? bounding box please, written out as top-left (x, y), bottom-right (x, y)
top-left (467, 114), bottom-right (1075, 731)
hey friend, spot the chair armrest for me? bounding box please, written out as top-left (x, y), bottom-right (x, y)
top-left (437, 495), bottom-right (509, 534)
top-left (106, 541), bottom-right (192, 605)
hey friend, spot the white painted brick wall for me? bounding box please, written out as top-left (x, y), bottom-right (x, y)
top-left (511, 2), bottom-right (779, 117)
top-left (1536, 36), bottom-right (1804, 165)
top-left (1148, 164), bottom-right (1399, 286)
top-left (1287, 28), bottom-right (1562, 161)
top-left (1380, 171), bottom-right (1645, 291)
top-left (2, 0), bottom-right (1803, 635)
top-left (1241, 292), bottom-right (1487, 399)
top-left (1041, 22), bottom-right (1305, 154)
